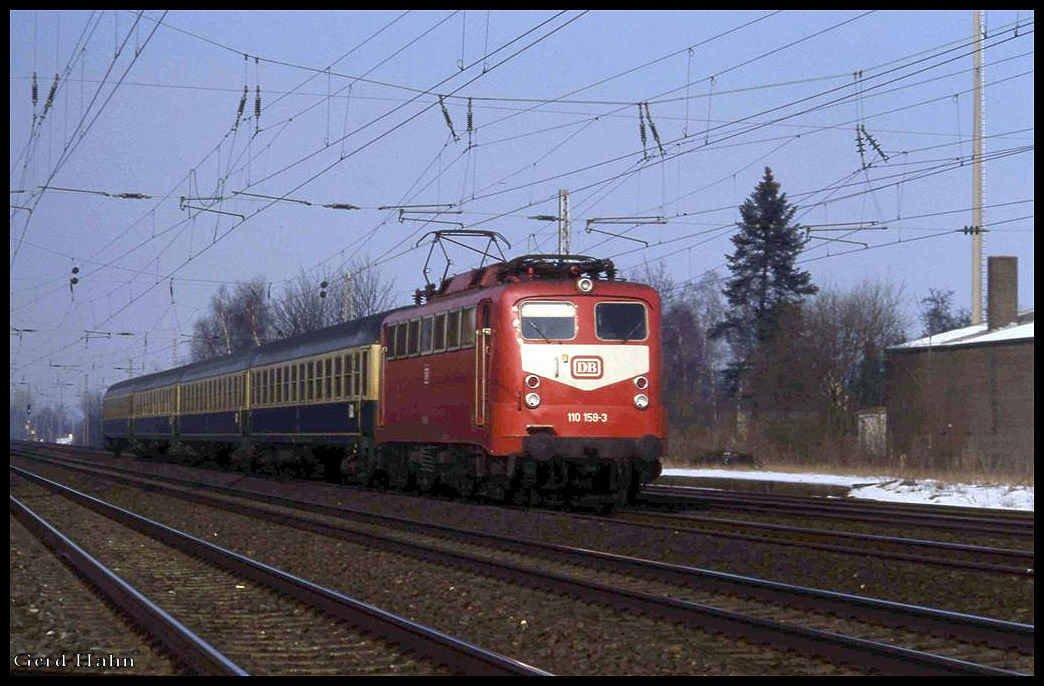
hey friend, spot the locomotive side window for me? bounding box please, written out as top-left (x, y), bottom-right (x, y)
top-left (595, 302), bottom-right (648, 341)
top-left (361, 349), bottom-right (369, 396)
top-left (520, 301), bottom-right (576, 341)
top-left (433, 313), bottom-right (446, 351)
top-left (395, 323), bottom-right (408, 358)
top-left (408, 319), bottom-right (420, 356)
top-left (421, 316), bottom-right (434, 354)
top-left (446, 310), bottom-right (461, 349)
top-left (461, 307), bottom-right (477, 347)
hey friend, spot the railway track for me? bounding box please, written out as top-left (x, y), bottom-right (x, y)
top-left (9, 467), bottom-right (549, 677)
top-left (640, 482), bottom-right (1035, 540)
top-left (12, 451), bottom-right (1033, 676)
top-left (609, 508), bottom-right (1034, 576)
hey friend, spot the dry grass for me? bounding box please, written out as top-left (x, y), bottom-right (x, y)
top-left (665, 421), bottom-right (1034, 487)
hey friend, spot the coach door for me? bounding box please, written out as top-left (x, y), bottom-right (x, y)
top-left (473, 302), bottom-right (491, 427)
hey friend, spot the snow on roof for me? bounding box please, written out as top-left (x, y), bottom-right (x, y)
top-left (892, 314), bottom-right (1034, 350)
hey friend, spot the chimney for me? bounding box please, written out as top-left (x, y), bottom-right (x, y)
top-left (987, 256), bottom-right (1018, 331)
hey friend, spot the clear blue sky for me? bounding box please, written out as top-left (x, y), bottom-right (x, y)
top-left (9, 10), bottom-right (1035, 408)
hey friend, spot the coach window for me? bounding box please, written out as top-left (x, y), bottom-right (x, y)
top-left (322, 358), bottom-right (330, 399)
top-left (342, 352), bottom-right (350, 396)
top-left (351, 353), bottom-right (360, 397)
top-left (461, 307), bottom-right (476, 347)
top-left (446, 310), bottom-right (461, 349)
top-left (520, 301), bottom-right (576, 341)
top-left (361, 350), bottom-right (370, 396)
top-left (333, 356), bottom-right (342, 397)
top-left (596, 302), bottom-right (648, 341)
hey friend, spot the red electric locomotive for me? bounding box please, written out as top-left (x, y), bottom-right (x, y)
top-left (374, 254), bottom-right (665, 507)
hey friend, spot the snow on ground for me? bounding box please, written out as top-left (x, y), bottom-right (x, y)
top-left (661, 468), bottom-right (1034, 511)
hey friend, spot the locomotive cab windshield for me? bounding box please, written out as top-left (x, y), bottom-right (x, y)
top-left (595, 302), bottom-right (647, 341)
top-left (520, 301), bottom-right (576, 341)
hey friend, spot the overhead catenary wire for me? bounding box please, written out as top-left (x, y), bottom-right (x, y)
top-left (10, 12), bottom-right (1035, 390)
top-left (14, 11), bottom-right (591, 376)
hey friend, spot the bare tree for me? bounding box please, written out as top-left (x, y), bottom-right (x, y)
top-left (190, 278), bottom-right (271, 361)
top-left (748, 279), bottom-right (907, 429)
top-left (918, 288), bottom-right (971, 337)
top-left (271, 258), bottom-right (397, 339)
top-left (635, 264), bottom-right (728, 428)
top-left (77, 389), bottom-right (104, 447)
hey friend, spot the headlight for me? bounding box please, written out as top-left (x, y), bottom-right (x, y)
top-left (577, 277), bottom-right (594, 293)
top-left (633, 394), bottom-right (649, 410)
top-left (634, 376), bottom-right (649, 390)
top-left (525, 393), bottom-right (541, 408)
top-left (525, 375), bottom-right (541, 389)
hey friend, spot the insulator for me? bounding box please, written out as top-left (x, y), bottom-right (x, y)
top-left (32, 72), bottom-right (38, 107)
top-left (638, 103), bottom-right (648, 157)
top-left (43, 74), bottom-right (59, 116)
top-left (254, 85), bottom-right (261, 120)
top-left (439, 95), bottom-right (459, 142)
top-left (71, 266), bottom-right (80, 275)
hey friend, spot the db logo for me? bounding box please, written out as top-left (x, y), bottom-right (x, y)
top-left (571, 356), bottom-right (603, 379)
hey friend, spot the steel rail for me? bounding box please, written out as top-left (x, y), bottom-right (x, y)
top-left (17, 451), bottom-right (1034, 653)
top-left (641, 484), bottom-right (1034, 538)
top-left (10, 466), bottom-right (551, 677)
top-left (609, 508), bottom-right (1034, 576)
top-left (9, 495), bottom-right (249, 676)
top-left (10, 458), bottom-right (1030, 675)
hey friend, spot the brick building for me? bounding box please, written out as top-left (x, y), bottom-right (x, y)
top-left (885, 257), bottom-right (1033, 476)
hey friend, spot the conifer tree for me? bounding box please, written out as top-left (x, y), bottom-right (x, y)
top-left (712, 167), bottom-right (817, 391)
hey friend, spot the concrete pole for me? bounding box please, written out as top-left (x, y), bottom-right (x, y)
top-left (971, 10), bottom-right (986, 324)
